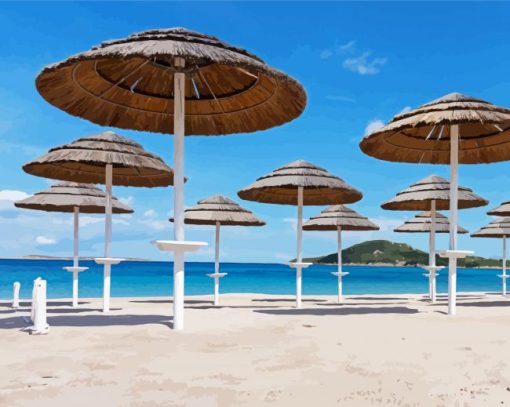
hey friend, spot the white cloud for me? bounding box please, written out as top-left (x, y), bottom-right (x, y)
top-left (35, 235), bottom-right (57, 246)
top-left (0, 189), bottom-right (30, 210)
top-left (364, 119), bottom-right (385, 136)
top-left (398, 106), bottom-right (412, 115)
top-left (320, 49), bottom-right (333, 59)
top-left (119, 196), bottom-right (135, 206)
top-left (343, 52), bottom-right (387, 75)
top-left (339, 40), bottom-right (356, 53)
top-left (138, 218), bottom-right (168, 231)
top-left (144, 209), bottom-right (157, 218)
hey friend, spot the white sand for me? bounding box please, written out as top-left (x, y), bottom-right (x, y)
top-left (1, 292), bottom-right (510, 406)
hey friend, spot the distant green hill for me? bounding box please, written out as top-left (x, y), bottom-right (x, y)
top-left (301, 240), bottom-right (503, 268)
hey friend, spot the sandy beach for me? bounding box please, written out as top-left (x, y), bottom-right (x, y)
top-left (1, 293), bottom-right (510, 406)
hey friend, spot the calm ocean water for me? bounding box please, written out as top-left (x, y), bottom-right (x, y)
top-left (0, 259), bottom-right (504, 300)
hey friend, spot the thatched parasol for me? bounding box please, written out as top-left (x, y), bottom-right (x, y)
top-left (394, 212), bottom-right (468, 234)
top-left (471, 217), bottom-right (510, 296)
top-left (172, 195), bottom-right (264, 306)
top-left (15, 182), bottom-right (133, 307)
top-left (360, 93), bottom-right (510, 315)
top-left (238, 160), bottom-right (362, 308)
top-left (303, 205), bottom-right (378, 303)
top-left (394, 211), bottom-right (469, 302)
top-left (35, 27), bottom-right (306, 330)
top-left (382, 174), bottom-right (485, 303)
top-left (23, 131), bottom-right (173, 312)
top-left (487, 201), bottom-right (510, 217)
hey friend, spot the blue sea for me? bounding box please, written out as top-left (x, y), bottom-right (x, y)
top-left (0, 259), bottom-right (504, 300)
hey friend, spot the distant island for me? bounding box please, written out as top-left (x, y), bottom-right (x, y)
top-left (301, 240), bottom-right (504, 268)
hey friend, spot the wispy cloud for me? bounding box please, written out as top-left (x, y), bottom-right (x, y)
top-left (143, 209), bottom-right (157, 218)
top-left (343, 52), bottom-right (387, 75)
top-left (0, 189), bottom-right (29, 210)
top-left (35, 235), bottom-right (57, 245)
top-left (321, 40), bottom-right (387, 75)
top-left (364, 119), bottom-right (385, 136)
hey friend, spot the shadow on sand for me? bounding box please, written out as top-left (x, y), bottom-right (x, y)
top-left (251, 298), bottom-right (328, 303)
top-left (0, 314), bottom-right (173, 330)
top-left (346, 296), bottom-right (409, 301)
top-left (129, 299), bottom-right (211, 305)
top-left (254, 306), bottom-right (419, 316)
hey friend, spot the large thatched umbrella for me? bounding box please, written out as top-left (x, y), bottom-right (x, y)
top-left (35, 27), bottom-right (306, 330)
top-left (238, 160), bottom-right (362, 308)
top-left (360, 93), bottom-right (509, 315)
top-left (382, 174), bottom-right (487, 303)
top-left (394, 211), bottom-right (469, 302)
top-left (23, 131), bottom-right (173, 312)
top-left (303, 205), bottom-right (378, 303)
top-left (471, 218), bottom-right (510, 296)
top-left (15, 182), bottom-right (133, 307)
top-left (488, 201), bottom-right (510, 217)
top-left (172, 195), bottom-right (265, 306)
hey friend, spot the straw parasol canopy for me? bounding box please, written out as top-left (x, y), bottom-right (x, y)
top-left (487, 201), bottom-right (510, 217)
top-left (303, 205), bottom-right (378, 231)
top-left (237, 160), bottom-right (362, 205)
top-left (381, 175), bottom-right (488, 211)
top-left (181, 195), bottom-right (265, 226)
top-left (22, 131), bottom-right (174, 187)
top-left (394, 212), bottom-right (468, 234)
top-left (471, 218), bottom-right (510, 238)
top-left (35, 27), bottom-right (306, 135)
top-left (360, 93), bottom-right (510, 164)
top-left (14, 182), bottom-right (133, 214)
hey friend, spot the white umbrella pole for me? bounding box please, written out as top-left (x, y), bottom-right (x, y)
top-left (173, 57), bottom-right (186, 330)
top-left (429, 200), bottom-right (437, 302)
top-left (72, 206), bottom-right (79, 307)
top-left (214, 221), bottom-right (220, 306)
top-left (103, 163), bottom-right (113, 313)
top-left (448, 125), bottom-right (459, 315)
top-left (503, 236), bottom-right (507, 296)
top-left (337, 226), bottom-right (343, 303)
top-left (296, 186), bottom-right (304, 309)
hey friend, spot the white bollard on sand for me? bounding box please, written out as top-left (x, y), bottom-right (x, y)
top-left (27, 277), bottom-right (49, 335)
top-left (12, 282), bottom-right (20, 309)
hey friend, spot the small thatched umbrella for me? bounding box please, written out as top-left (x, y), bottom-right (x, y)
top-left (238, 160), bottom-right (362, 308)
top-left (360, 93), bottom-right (509, 315)
top-left (382, 174), bottom-right (486, 303)
top-left (35, 28), bottom-right (306, 330)
top-left (303, 205), bottom-right (378, 303)
top-left (23, 131), bottom-right (173, 312)
top-left (488, 201), bottom-right (510, 217)
top-left (15, 182), bottom-right (133, 307)
top-left (395, 212), bottom-right (468, 302)
top-left (172, 195), bottom-right (265, 306)
top-left (471, 218), bottom-right (510, 296)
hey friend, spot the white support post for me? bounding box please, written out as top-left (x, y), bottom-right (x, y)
top-left (103, 163), bottom-right (113, 313)
top-left (72, 207), bottom-right (79, 307)
top-left (214, 222), bottom-right (220, 306)
top-left (503, 236), bottom-right (507, 296)
top-left (430, 200), bottom-right (437, 303)
top-left (173, 57), bottom-right (186, 330)
top-left (296, 186), bottom-right (304, 309)
top-left (448, 124), bottom-right (459, 316)
top-left (337, 226), bottom-right (343, 303)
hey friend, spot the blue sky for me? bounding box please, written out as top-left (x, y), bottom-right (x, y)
top-left (1, 2), bottom-right (510, 262)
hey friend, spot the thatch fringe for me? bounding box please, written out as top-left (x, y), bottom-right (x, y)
top-left (238, 160), bottom-right (362, 206)
top-left (381, 175), bottom-right (488, 211)
top-left (23, 131), bottom-right (174, 187)
top-left (15, 182), bottom-right (133, 214)
top-left (471, 218), bottom-right (510, 238)
top-left (35, 28), bottom-right (306, 136)
top-left (303, 205), bottom-right (379, 231)
top-left (394, 212), bottom-right (468, 234)
top-left (360, 93), bottom-right (510, 164)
